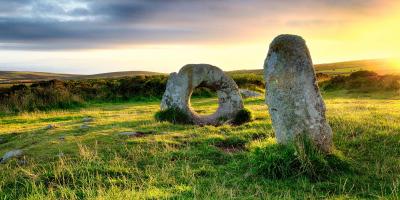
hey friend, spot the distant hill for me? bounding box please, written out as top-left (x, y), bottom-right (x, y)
top-left (0, 71), bottom-right (79, 83)
top-left (1, 59), bottom-right (399, 84)
top-left (79, 71), bottom-right (164, 79)
top-left (227, 69), bottom-right (264, 75)
top-left (314, 59), bottom-right (400, 75)
top-left (0, 71), bottom-right (165, 84)
top-left (228, 59), bottom-right (400, 76)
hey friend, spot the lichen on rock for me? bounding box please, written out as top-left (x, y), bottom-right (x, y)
top-left (160, 64), bottom-right (245, 126)
top-left (264, 34), bottom-right (333, 153)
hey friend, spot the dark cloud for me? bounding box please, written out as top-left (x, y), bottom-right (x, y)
top-left (0, 0), bottom-right (384, 50)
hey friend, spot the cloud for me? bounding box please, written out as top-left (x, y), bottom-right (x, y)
top-left (0, 0), bottom-right (390, 50)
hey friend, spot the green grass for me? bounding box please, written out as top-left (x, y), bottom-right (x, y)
top-left (0, 92), bottom-right (399, 199)
top-left (155, 107), bottom-right (192, 124)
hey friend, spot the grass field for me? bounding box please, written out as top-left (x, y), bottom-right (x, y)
top-left (1, 91), bottom-right (399, 199)
top-left (0, 71), bottom-right (165, 84)
top-left (314, 59), bottom-right (400, 75)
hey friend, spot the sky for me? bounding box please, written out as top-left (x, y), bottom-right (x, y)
top-left (0, 0), bottom-right (399, 74)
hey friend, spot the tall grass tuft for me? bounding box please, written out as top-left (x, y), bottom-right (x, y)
top-left (249, 134), bottom-right (350, 181)
top-left (0, 80), bottom-right (84, 113)
top-left (232, 108), bottom-right (253, 125)
top-left (155, 107), bottom-right (192, 124)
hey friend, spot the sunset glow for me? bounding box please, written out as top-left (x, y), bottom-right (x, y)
top-left (0, 0), bottom-right (400, 74)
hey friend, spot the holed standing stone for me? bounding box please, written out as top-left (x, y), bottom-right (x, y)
top-left (264, 34), bottom-right (333, 153)
top-left (160, 64), bottom-right (244, 126)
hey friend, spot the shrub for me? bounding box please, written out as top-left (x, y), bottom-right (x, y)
top-left (0, 80), bottom-right (84, 113)
top-left (323, 75), bottom-right (346, 91)
top-left (155, 107), bottom-right (192, 124)
top-left (323, 70), bottom-right (400, 92)
top-left (249, 134), bottom-right (350, 181)
top-left (0, 76), bottom-right (169, 113)
top-left (316, 73), bottom-right (331, 81)
top-left (349, 70), bottom-right (378, 79)
top-left (192, 87), bottom-right (217, 98)
top-left (231, 74), bottom-right (264, 92)
top-left (232, 108), bottom-right (253, 125)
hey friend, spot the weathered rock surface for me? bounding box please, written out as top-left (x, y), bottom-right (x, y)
top-left (119, 132), bottom-right (139, 137)
top-left (45, 124), bottom-right (56, 130)
top-left (239, 89), bottom-right (262, 98)
top-left (161, 64), bottom-right (244, 125)
top-left (82, 117), bottom-right (93, 122)
top-left (0, 149), bottom-right (23, 163)
top-left (80, 124), bottom-right (90, 129)
top-left (264, 34), bottom-right (333, 153)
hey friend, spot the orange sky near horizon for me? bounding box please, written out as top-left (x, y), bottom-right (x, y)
top-left (0, 0), bottom-right (399, 74)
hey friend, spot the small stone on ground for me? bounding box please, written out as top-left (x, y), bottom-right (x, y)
top-left (239, 89), bottom-right (262, 98)
top-left (0, 149), bottom-right (23, 164)
top-left (45, 124), bottom-right (56, 130)
top-left (119, 132), bottom-right (139, 137)
top-left (82, 117), bottom-right (93, 122)
top-left (80, 124), bottom-right (90, 129)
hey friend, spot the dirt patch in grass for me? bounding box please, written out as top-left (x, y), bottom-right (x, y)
top-left (214, 137), bottom-right (247, 153)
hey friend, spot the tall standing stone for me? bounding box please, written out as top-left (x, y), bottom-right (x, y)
top-left (264, 34), bottom-right (333, 153)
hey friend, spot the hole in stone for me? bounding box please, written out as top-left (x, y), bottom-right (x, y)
top-left (190, 86), bottom-right (219, 116)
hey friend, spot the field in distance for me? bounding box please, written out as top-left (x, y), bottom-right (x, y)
top-left (1, 58), bottom-right (400, 84)
top-left (229, 58), bottom-right (400, 75)
top-left (0, 71), bottom-right (165, 84)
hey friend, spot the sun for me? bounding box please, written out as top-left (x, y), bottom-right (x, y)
top-left (388, 58), bottom-right (400, 69)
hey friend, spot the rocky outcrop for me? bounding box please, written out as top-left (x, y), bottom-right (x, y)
top-left (239, 89), bottom-right (262, 98)
top-left (264, 34), bottom-right (333, 153)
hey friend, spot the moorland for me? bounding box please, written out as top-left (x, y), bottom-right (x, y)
top-left (0, 60), bottom-right (399, 199)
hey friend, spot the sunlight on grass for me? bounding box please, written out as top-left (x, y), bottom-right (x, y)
top-left (0, 94), bottom-right (399, 199)
top-left (190, 97), bottom-right (219, 115)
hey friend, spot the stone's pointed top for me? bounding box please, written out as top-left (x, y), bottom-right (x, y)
top-left (269, 34), bottom-right (307, 52)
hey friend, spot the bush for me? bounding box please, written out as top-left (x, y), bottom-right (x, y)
top-left (192, 87), bottom-right (217, 98)
top-left (155, 107), bottom-right (192, 124)
top-left (0, 76), bottom-right (168, 113)
top-left (349, 70), bottom-right (378, 79)
top-left (0, 80), bottom-right (84, 113)
top-left (323, 70), bottom-right (400, 92)
top-left (249, 135), bottom-right (350, 181)
top-left (232, 108), bottom-right (253, 125)
top-left (231, 74), bottom-right (264, 92)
